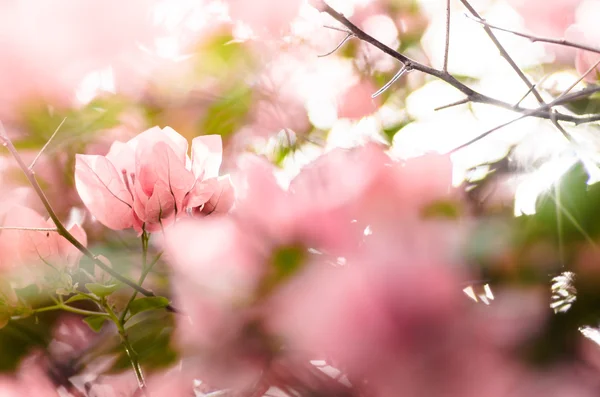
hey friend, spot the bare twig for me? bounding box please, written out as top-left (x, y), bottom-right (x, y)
top-left (30, 117), bottom-right (67, 171)
top-left (557, 58), bottom-right (600, 100)
top-left (318, 3), bottom-right (600, 124)
top-left (459, 0), bottom-right (544, 105)
top-left (0, 122), bottom-right (178, 313)
top-left (434, 98), bottom-right (470, 111)
top-left (318, 32), bottom-right (354, 57)
top-left (443, 0), bottom-right (451, 72)
top-left (372, 65), bottom-right (409, 98)
top-left (514, 85), bottom-right (537, 108)
top-left (466, 15), bottom-right (600, 56)
top-left (450, 85), bottom-right (600, 152)
top-left (0, 226), bottom-right (58, 232)
top-left (460, 0), bottom-right (580, 149)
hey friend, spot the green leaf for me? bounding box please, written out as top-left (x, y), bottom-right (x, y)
top-left (257, 245), bottom-right (306, 298)
top-left (64, 294), bottom-right (94, 304)
top-left (110, 312), bottom-right (177, 372)
top-left (422, 200), bottom-right (462, 219)
top-left (0, 315), bottom-right (58, 371)
top-left (128, 297), bottom-right (170, 317)
top-left (199, 86), bottom-right (253, 139)
top-left (83, 316), bottom-right (108, 332)
top-left (85, 283), bottom-right (119, 298)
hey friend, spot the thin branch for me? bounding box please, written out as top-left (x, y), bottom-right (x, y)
top-left (458, 0), bottom-right (582, 154)
top-left (434, 98), bottom-right (470, 111)
top-left (466, 15), bottom-right (600, 56)
top-left (550, 110), bottom-right (574, 143)
top-left (0, 226), bottom-right (58, 232)
top-left (459, 0), bottom-right (545, 105)
top-left (557, 58), bottom-right (600, 100)
top-left (30, 117), bottom-right (67, 171)
top-left (0, 122), bottom-right (178, 313)
top-left (443, 0), bottom-right (451, 72)
top-left (450, 85), bottom-right (600, 153)
top-left (372, 65), bottom-right (409, 98)
top-left (323, 24), bottom-right (351, 34)
top-left (449, 114), bottom-right (529, 154)
top-left (318, 3), bottom-right (600, 124)
top-left (318, 33), bottom-right (354, 57)
top-left (514, 85), bottom-right (537, 108)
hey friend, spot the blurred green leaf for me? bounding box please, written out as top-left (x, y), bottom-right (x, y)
top-left (421, 199), bottom-right (462, 219)
top-left (17, 96), bottom-right (129, 151)
top-left (521, 162), bottom-right (600, 244)
top-left (0, 315), bottom-right (57, 372)
top-left (14, 285), bottom-right (41, 307)
top-left (85, 283), bottom-right (119, 298)
top-left (110, 313), bottom-right (177, 372)
top-left (64, 294), bottom-right (94, 304)
top-left (199, 86), bottom-right (253, 138)
top-left (257, 245), bottom-right (306, 298)
top-left (83, 315), bottom-right (108, 332)
top-left (195, 33), bottom-right (255, 77)
top-left (561, 90), bottom-right (600, 115)
top-left (128, 297), bottom-right (170, 317)
top-left (382, 117), bottom-right (413, 143)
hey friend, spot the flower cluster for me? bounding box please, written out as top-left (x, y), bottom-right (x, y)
top-left (75, 126), bottom-right (233, 233)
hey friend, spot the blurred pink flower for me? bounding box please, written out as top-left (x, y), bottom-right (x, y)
top-left (165, 216), bottom-right (263, 345)
top-left (507, 0), bottom-right (580, 38)
top-left (0, 0), bottom-right (160, 117)
top-left (508, 0), bottom-right (581, 62)
top-left (336, 79), bottom-right (382, 120)
top-left (269, 257), bottom-right (559, 396)
top-left (226, 0), bottom-right (302, 37)
top-left (565, 1), bottom-right (600, 82)
top-left (290, 144), bottom-right (456, 244)
top-left (0, 205), bottom-right (86, 278)
top-left (75, 126), bottom-right (232, 232)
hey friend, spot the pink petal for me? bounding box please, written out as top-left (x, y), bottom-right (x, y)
top-left (184, 179), bottom-right (217, 210)
top-left (132, 126), bottom-right (189, 165)
top-left (191, 135), bottom-right (223, 179)
top-left (144, 181), bottom-right (177, 226)
top-left (75, 154), bottom-right (134, 230)
top-left (133, 181), bottom-right (149, 224)
top-left (105, 140), bottom-right (136, 176)
top-left (202, 176), bottom-right (235, 215)
top-left (137, 142), bottom-right (195, 210)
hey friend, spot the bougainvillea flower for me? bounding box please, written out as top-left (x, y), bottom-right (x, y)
top-left (75, 126), bottom-right (232, 232)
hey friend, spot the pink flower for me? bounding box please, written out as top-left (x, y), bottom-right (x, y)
top-left (0, 0), bottom-right (160, 117)
top-left (565, 1), bottom-right (600, 82)
top-left (226, 0), bottom-right (302, 37)
top-left (75, 126), bottom-right (233, 232)
top-left (0, 206), bottom-right (86, 278)
top-left (336, 79), bottom-right (382, 120)
top-left (507, 0), bottom-right (580, 38)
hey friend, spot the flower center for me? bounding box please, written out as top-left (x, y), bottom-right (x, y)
top-left (121, 169), bottom-right (136, 197)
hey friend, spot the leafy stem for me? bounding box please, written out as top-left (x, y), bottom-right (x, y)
top-left (11, 301), bottom-right (109, 321)
top-left (120, 232), bottom-right (163, 324)
top-left (103, 298), bottom-right (147, 393)
top-left (0, 121), bottom-right (178, 313)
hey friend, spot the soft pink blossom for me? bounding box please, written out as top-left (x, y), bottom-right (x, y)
top-left (337, 79), bottom-right (382, 120)
top-left (0, 205), bottom-right (86, 277)
top-left (226, 0), bottom-right (302, 37)
top-left (565, 1), bottom-right (600, 82)
top-left (75, 126), bottom-right (232, 232)
top-left (0, 0), bottom-right (159, 117)
top-left (507, 0), bottom-right (580, 38)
